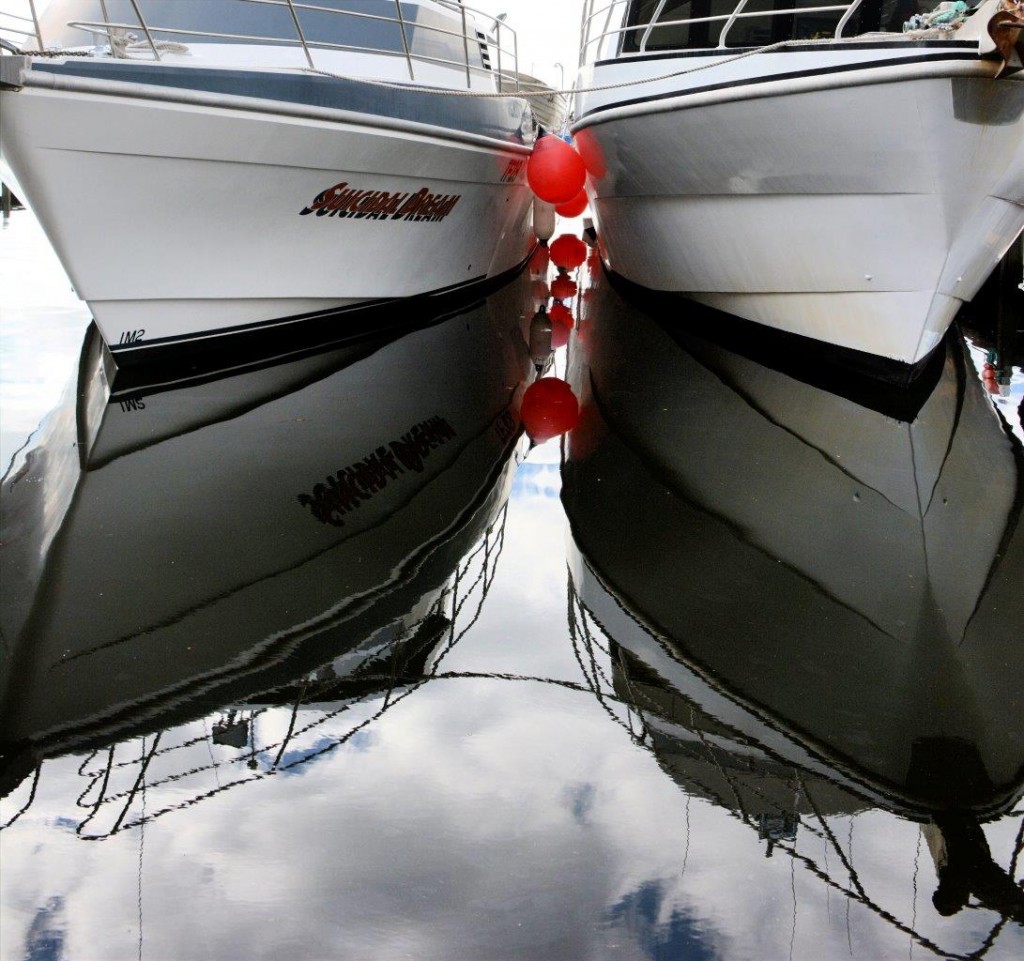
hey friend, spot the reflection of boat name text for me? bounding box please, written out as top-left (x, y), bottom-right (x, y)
top-left (300, 182), bottom-right (461, 222)
top-left (298, 416), bottom-right (457, 526)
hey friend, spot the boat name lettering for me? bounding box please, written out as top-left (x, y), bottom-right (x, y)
top-left (299, 182), bottom-right (461, 222)
top-left (500, 158), bottom-right (525, 184)
top-left (297, 416), bottom-right (457, 526)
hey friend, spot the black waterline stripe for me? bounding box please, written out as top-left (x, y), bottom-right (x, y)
top-left (593, 40), bottom-right (977, 68)
top-left (577, 53), bottom-right (981, 122)
top-left (107, 273), bottom-right (491, 353)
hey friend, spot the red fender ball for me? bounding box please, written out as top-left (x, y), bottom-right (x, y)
top-left (555, 190), bottom-right (589, 218)
top-left (527, 135), bottom-right (587, 205)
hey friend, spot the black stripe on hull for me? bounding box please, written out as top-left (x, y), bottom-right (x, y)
top-left (106, 253), bottom-right (534, 379)
top-left (576, 52), bottom-right (983, 123)
top-left (593, 40), bottom-right (977, 68)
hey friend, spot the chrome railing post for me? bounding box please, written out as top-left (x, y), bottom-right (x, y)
top-left (835, 0), bottom-right (863, 39)
top-left (127, 0), bottom-right (161, 60)
top-left (494, 19), bottom-right (502, 93)
top-left (284, 0), bottom-right (315, 70)
top-left (513, 29), bottom-right (519, 91)
top-left (460, 4), bottom-right (471, 88)
top-left (640, 0), bottom-right (668, 53)
top-left (719, 0), bottom-right (749, 47)
top-left (393, 0), bottom-right (416, 80)
top-left (599, 1), bottom-right (623, 61)
top-left (578, 1), bottom-right (590, 68)
top-left (28, 0), bottom-right (43, 49)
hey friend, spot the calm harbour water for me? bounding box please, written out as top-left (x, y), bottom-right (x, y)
top-left (1, 208), bottom-right (1023, 961)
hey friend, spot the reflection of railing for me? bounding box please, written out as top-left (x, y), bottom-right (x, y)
top-left (567, 574), bottom-right (1024, 960)
top-left (0, 505), bottom-right (511, 839)
top-left (579, 0), bottom-right (870, 63)
top-left (5, 0), bottom-right (520, 91)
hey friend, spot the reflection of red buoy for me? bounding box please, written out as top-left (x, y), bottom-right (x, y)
top-left (555, 190), bottom-right (588, 218)
top-left (527, 135), bottom-right (586, 205)
top-left (550, 273), bottom-right (578, 301)
top-left (550, 317), bottom-right (572, 348)
top-left (531, 278), bottom-right (550, 304)
top-left (529, 245), bottom-right (550, 275)
top-left (549, 304), bottom-right (574, 348)
top-left (549, 234), bottom-right (588, 272)
top-left (520, 377), bottom-right (580, 441)
top-left (549, 303), bottom-right (574, 328)
top-left (574, 129), bottom-right (606, 179)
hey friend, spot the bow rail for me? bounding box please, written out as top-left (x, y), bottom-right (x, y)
top-left (580, 0), bottom-right (884, 64)
top-left (1, 0), bottom-right (520, 91)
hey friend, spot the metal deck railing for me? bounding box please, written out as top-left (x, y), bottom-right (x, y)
top-left (579, 0), bottom-right (871, 64)
top-left (2, 0), bottom-right (521, 91)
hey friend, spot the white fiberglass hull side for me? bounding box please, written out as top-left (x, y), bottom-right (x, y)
top-left (0, 74), bottom-right (534, 360)
top-left (574, 51), bottom-right (1024, 365)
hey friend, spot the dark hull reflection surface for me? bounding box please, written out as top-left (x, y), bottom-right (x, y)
top-left (0, 262), bottom-right (1021, 961)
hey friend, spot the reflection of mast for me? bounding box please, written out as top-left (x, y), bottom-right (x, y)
top-left (568, 578), bottom-right (1024, 959)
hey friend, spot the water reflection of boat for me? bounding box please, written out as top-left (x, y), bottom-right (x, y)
top-left (563, 277), bottom-right (1024, 821)
top-left (0, 0), bottom-right (541, 364)
top-left (0, 279), bottom-right (535, 799)
top-left (573, 0), bottom-right (1024, 370)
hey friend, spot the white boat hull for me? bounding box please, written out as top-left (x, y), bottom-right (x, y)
top-left (575, 51), bottom-right (1024, 365)
top-left (0, 68), bottom-right (536, 361)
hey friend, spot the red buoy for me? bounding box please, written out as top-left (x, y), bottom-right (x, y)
top-left (550, 273), bottom-right (578, 302)
top-left (520, 377), bottom-right (580, 441)
top-left (527, 135), bottom-right (586, 205)
top-left (555, 190), bottom-right (588, 218)
top-left (549, 234), bottom-right (588, 272)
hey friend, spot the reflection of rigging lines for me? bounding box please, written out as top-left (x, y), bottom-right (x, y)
top-left (567, 578), bottom-right (1024, 959)
top-left (2, 507), bottom-right (513, 839)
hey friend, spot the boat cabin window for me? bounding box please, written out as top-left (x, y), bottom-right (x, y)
top-left (619, 0), bottom-right (930, 52)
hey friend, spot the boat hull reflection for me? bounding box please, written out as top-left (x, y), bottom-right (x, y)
top-left (0, 278), bottom-right (536, 782)
top-left (563, 276), bottom-right (1024, 819)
